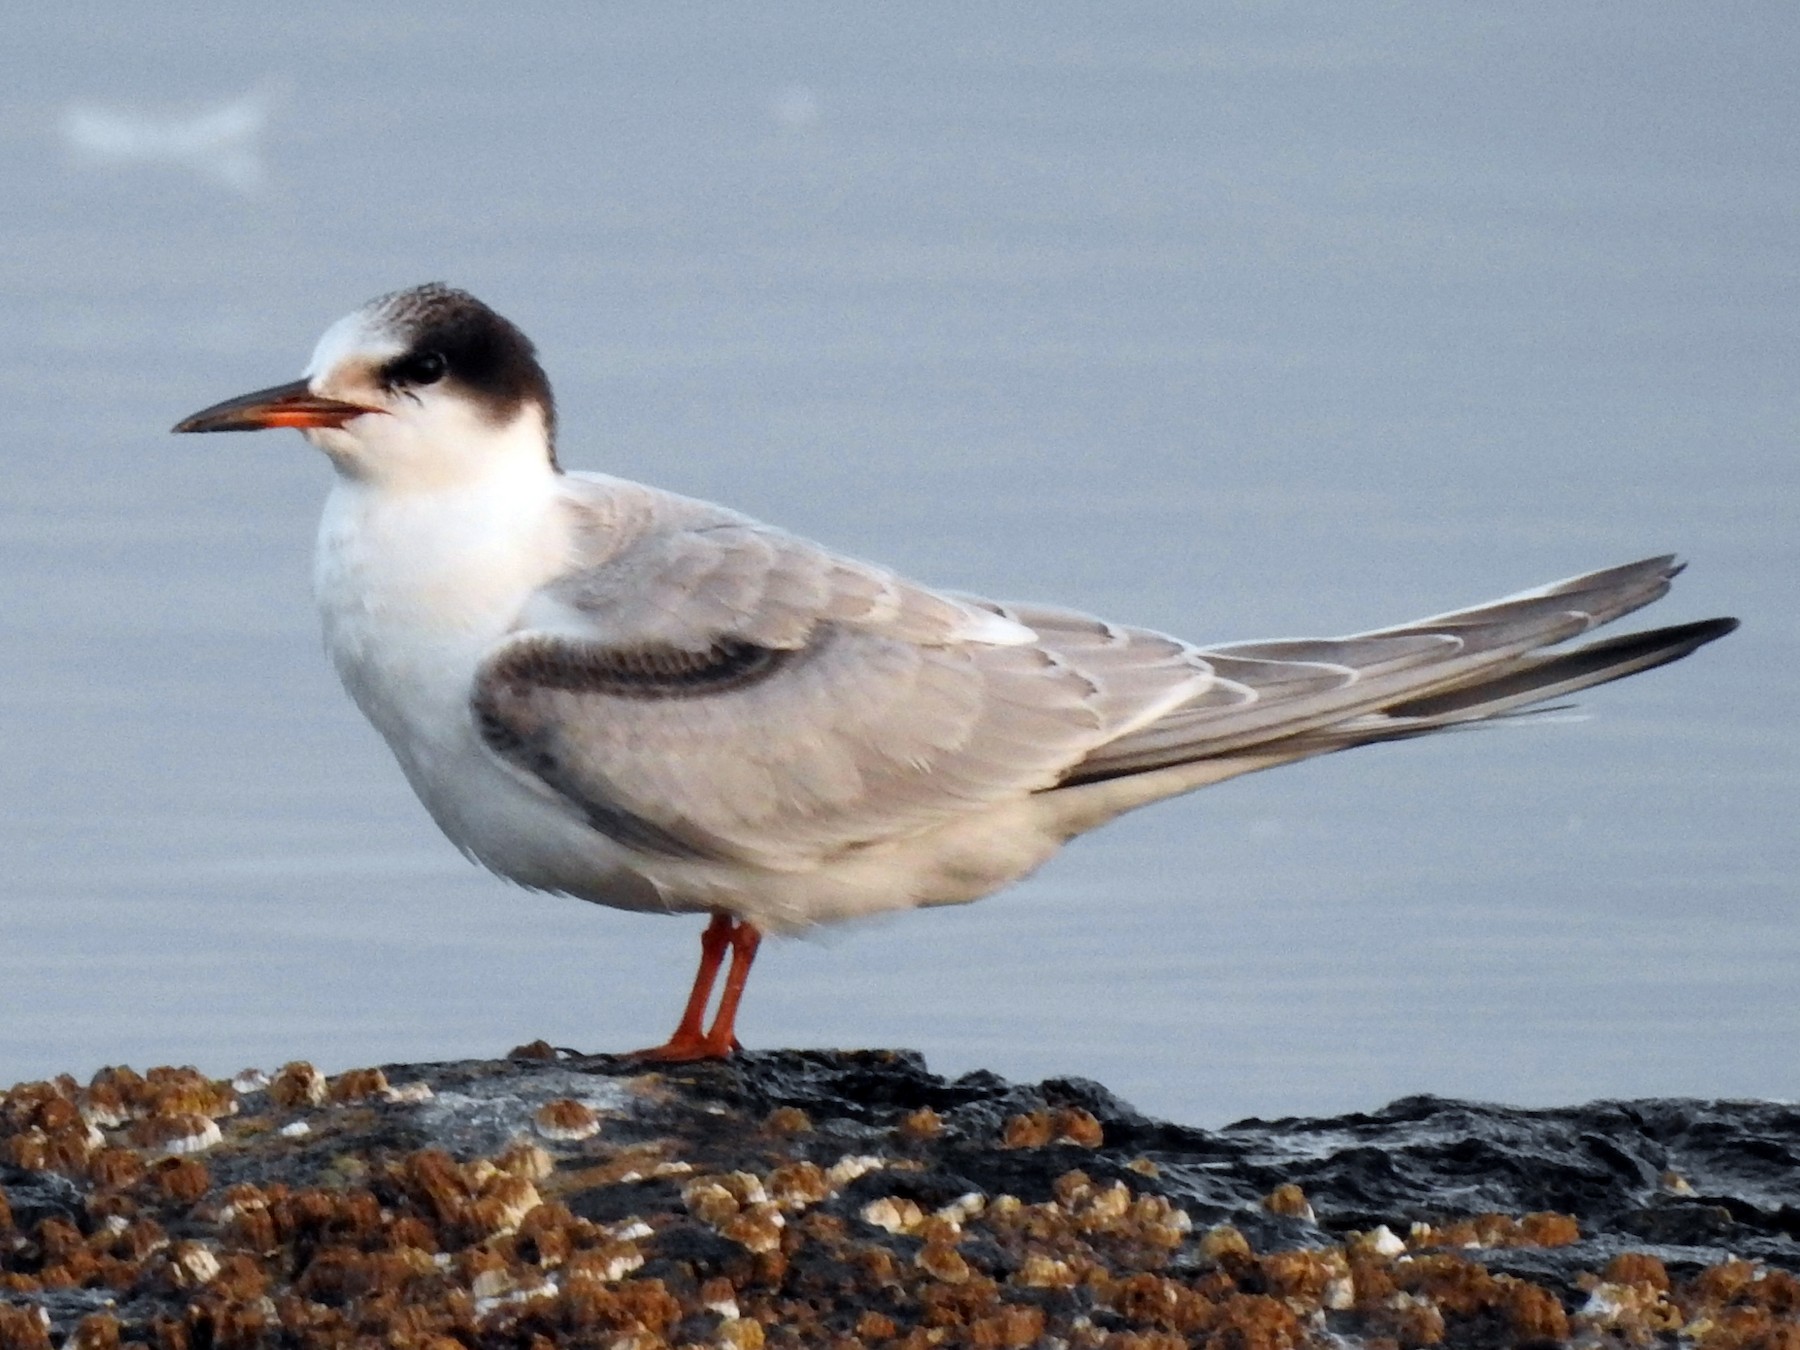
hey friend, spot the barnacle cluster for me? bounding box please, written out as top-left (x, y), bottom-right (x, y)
top-left (1, 1055), bottom-right (1796, 1350)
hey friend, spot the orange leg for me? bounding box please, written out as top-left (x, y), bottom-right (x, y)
top-left (630, 914), bottom-right (762, 1061)
top-left (704, 919), bottom-right (762, 1055)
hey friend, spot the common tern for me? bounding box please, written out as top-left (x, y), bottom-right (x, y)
top-left (173, 283), bottom-right (1737, 1060)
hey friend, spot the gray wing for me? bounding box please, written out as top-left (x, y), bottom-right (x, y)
top-left (474, 533), bottom-right (1732, 866)
top-left (471, 521), bottom-right (1212, 868)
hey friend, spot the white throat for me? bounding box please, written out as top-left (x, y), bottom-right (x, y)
top-left (305, 397), bottom-right (555, 492)
top-left (312, 432), bottom-right (571, 800)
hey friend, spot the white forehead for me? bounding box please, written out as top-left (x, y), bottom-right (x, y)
top-left (303, 305), bottom-right (408, 381)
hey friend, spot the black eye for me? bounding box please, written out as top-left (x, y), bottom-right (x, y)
top-left (389, 350), bottom-right (448, 387)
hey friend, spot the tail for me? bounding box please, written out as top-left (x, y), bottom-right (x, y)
top-left (1057, 555), bottom-right (1737, 792)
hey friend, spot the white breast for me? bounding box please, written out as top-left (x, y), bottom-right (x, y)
top-left (313, 469), bottom-right (572, 855)
top-left (309, 466), bottom-right (717, 917)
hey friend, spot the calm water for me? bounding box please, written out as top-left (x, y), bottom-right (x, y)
top-left (1, 5), bottom-right (1794, 1126)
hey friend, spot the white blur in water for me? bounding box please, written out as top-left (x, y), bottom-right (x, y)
top-left (60, 85), bottom-right (279, 194)
top-left (770, 84), bottom-right (822, 129)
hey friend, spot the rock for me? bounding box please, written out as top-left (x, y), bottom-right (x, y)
top-left (1, 1049), bottom-right (1795, 1348)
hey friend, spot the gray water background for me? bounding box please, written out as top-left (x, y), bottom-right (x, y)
top-left (1, 5), bottom-right (1794, 1127)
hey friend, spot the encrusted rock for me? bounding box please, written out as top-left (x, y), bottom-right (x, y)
top-left (0, 1051), bottom-right (1793, 1350)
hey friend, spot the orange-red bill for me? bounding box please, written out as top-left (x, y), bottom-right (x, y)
top-left (171, 379), bottom-right (380, 433)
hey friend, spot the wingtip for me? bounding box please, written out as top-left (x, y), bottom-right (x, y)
top-left (1613, 615), bottom-right (1740, 664)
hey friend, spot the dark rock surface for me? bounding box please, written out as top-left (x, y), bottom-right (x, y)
top-left (2, 1047), bottom-right (1796, 1348)
top-left (647, 1051), bottom-right (1800, 1249)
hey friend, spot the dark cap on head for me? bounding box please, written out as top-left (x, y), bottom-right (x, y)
top-left (373, 284), bottom-right (558, 461)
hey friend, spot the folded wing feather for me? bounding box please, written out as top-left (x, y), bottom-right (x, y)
top-left (472, 522), bottom-right (1201, 867)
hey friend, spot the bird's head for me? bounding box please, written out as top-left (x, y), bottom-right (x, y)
top-left (172, 283), bottom-right (558, 486)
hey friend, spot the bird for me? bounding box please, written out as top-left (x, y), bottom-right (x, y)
top-left (172, 283), bottom-right (1738, 1061)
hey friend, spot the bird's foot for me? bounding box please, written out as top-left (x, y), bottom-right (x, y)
top-left (626, 1032), bottom-right (743, 1063)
